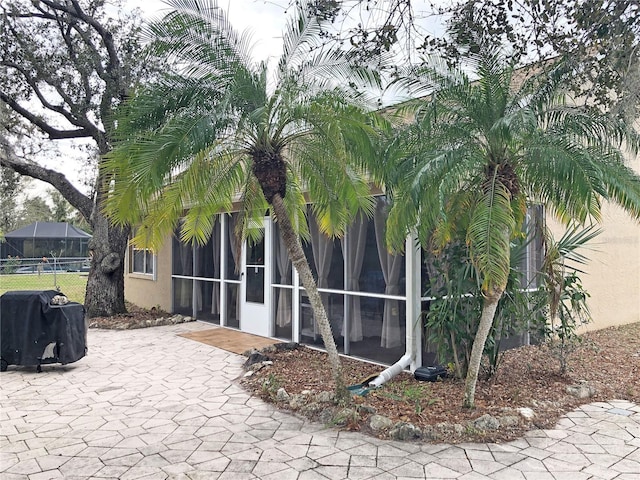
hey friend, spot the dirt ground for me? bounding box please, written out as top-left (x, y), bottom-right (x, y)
top-left (89, 310), bottom-right (639, 444)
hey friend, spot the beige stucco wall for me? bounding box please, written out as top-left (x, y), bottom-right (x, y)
top-left (124, 239), bottom-right (173, 312)
top-left (547, 149), bottom-right (640, 331)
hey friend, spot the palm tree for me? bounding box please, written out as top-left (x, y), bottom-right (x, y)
top-left (383, 52), bottom-right (640, 408)
top-left (104, 0), bottom-right (384, 403)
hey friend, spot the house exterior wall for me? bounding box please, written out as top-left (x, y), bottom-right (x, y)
top-left (124, 239), bottom-right (173, 312)
top-left (547, 150), bottom-right (640, 331)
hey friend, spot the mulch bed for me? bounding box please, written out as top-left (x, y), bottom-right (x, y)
top-left (240, 322), bottom-right (640, 443)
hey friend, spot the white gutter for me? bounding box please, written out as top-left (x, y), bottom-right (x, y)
top-left (368, 233), bottom-right (422, 389)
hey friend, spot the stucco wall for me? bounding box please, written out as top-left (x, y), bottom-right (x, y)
top-left (547, 149), bottom-right (640, 331)
top-left (124, 239), bottom-right (172, 312)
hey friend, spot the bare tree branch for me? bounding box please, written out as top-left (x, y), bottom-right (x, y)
top-left (0, 92), bottom-right (94, 140)
top-left (0, 146), bottom-right (93, 220)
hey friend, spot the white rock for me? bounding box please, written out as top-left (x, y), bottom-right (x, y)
top-left (518, 407), bottom-right (535, 419)
top-left (276, 387), bottom-right (290, 402)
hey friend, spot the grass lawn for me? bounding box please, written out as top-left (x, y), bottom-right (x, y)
top-left (0, 273), bottom-right (87, 304)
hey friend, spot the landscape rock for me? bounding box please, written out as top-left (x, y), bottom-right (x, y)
top-left (356, 404), bottom-right (376, 415)
top-left (276, 387), bottom-right (290, 402)
top-left (89, 312), bottom-right (194, 330)
top-left (499, 415), bottom-right (520, 427)
top-left (369, 414), bottom-right (393, 432)
top-left (244, 352), bottom-right (270, 368)
top-left (389, 422), bottom-right (422, 441)
top-left (274, 342), bottom-right (299, 351)
top-left (248, 362), bottom-right (265, 372)
top-left (473, 414), bottom-right (501, 431)
top-left (318, 407), bottom-right (336, 424)
top-left (315, 391), bottom-right (335, 403)
top-left (432, 422), bottom-right (465, 438)
top-left (332, 408), bottom-right (359, 427)
top-left (300, 402), bottom-right (323, 417)
top-left (566, 382), bottom-right (596, 399)
top-left (420, 426), bottom-right (437, 441)
top-left (289, 394), bottom-right (307, 409)
top-left (518, 407), bottom-right (535, 420)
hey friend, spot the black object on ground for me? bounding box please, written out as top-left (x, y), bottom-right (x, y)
top-left (0, 290), bottom-right (86, 372)
top-left (414, 365), bottom-right (448, 382)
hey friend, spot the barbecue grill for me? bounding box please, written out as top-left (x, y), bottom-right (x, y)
top-left (0, 290), bottom-right (86, 372)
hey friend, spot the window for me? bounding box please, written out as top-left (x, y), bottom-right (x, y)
top-left (129, 244), bottom-right (155, 276)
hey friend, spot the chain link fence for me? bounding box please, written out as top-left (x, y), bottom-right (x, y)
top-left (0, 257), bottom-right (89, 304)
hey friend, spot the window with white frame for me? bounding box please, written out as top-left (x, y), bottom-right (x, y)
top-left (129, 244), bottom-right (155, 276)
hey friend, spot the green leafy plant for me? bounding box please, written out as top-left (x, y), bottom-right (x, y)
top-left (378, 380), bottom-right (438, 415)
top-left (261, 373), bottom-right (282, 398)
top-left (402, 384), bottom-right (437, 415)
top-left (424, 239), bottom-right (538, 379)
top-left (483, 237), bottom-right (542, 377)
top-left (532, 225), bottom-right (599, 374)
top-left (424, 242), bottom-right (481, 379)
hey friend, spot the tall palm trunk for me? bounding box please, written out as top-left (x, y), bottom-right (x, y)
top-left (463, 288), bottom-right (503, 408)
top-left (271, 193), bottom-right (349, 404)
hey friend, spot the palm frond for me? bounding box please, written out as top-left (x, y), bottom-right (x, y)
top-left (466, 180), bottom-right (516, 293)
top-left (148, 0), bottom-right (255, 79)
top-left (555, 224), bottom-right (602, 266)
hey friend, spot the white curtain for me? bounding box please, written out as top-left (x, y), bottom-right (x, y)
top-left (275, 232), bottom-right (292, 326)
top-left (342, 214), bottom-right (367, 342)
top-left (211, 220), bottom-right (221, 315)
top-left (309, 216), bottom-right (333, 306)
top-left (374, 198), bottom-right (404, 348)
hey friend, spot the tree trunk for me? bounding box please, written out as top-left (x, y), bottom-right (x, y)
top-left (462, 288), bottom-right (503, 408)
top-left (84, 209), bottom-right (129, 318)
top-left (270, 193), bottom-right (349, 404)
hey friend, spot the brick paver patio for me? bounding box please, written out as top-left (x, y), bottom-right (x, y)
top-left (1, 322), bottom-right (639, 479)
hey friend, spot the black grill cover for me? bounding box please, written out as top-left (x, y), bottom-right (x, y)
top-left (1, 290), bottom-right (86, 368)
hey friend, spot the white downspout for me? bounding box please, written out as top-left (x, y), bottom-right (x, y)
top-left (369, 354), bottom-right (412, 388)
top-left (369, 233), bottom-right (422, 388)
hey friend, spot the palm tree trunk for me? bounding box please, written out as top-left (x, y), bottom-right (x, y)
top-left (463, 288), bottom-right (503, 408)
top-left (270, 193), bottom-right (349, 404)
